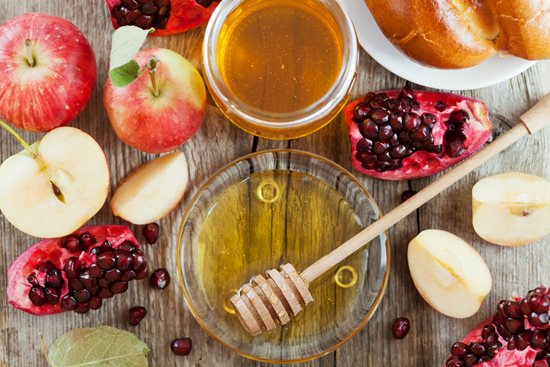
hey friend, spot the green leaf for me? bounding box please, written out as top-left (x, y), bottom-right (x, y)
top-left (108, 25), bottom-right (152, 87)
top-left (109, 60), bottom-right (141, 87)
top-left (47, 326), bottom-right (149, 367)
top-left (109, 25), bottom-right (152, 71)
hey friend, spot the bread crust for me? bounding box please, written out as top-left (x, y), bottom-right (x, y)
top-left (488, 0), bottom-right (550, 60)
top-left (365, 0), bottom-right (496, 68)
top-left (364, 0), bottom-right (550, 68)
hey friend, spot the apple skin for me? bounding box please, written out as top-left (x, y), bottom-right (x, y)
top-left (0, 13), bottom-right (96, 132)
top-left (103, 48), bottom-right (207, 154)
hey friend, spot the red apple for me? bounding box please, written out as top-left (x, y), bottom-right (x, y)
top-left (103, 48), bottom-right (206, 154)
top-left (0, 13), bottom-right (96, 132)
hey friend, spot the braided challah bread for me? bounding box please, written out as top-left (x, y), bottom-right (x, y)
top-left (364, 0), bottom-right (550, 69)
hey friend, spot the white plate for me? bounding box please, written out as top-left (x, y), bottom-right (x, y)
top-left (339, 0), bottom-right (536, 90)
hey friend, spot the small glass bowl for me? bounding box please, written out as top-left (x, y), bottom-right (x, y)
top-left (202, 0), bottom-right (359, 140)
top-left (177, 150), bottom-right (390, 363)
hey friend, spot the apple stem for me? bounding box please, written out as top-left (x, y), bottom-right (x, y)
top-left (25, 39), bottom-right (35, 67)
top-left (148, 56), bottom-right (160, 97)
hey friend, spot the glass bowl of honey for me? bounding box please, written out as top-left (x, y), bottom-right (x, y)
top-left (177, 150), bottom-right (390, 363)
top-left (202, 0), bottom-right (359, 139)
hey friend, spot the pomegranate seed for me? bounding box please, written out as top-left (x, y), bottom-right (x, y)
top-left (118, 241), bottom-right (136, 252)
top-left (97, 253), bottom-right (116, 270)
top-left (129, 306), bottom-right (147, 325)
top-left (64, 257), bottom-right (81, 278)
top-left (27, 272), bottom-right (39, 286)
top-left (29, 286), bottom-right (46, 306)
top-left (116, 252), bottom-right (133, 271)
top-left (470, 343), bottom-right (485, 356)
top-left (45, 288), bottom-right (60, 305)
top-left (89, 297), bottom-right (103, 310)
top-left (463, 354), bottom-right (476, 366)
top-left (79, 233), bottom-right (96, 249)
top-left (171, 338), bottom-right (192, 356)
top-left (74, 302), bottom-right (90, 314)
top-left (61, 236), bottom-right (81, 252)
top-left (451, 342), bottom-right (468, 357)
top-left (391, 317), bottom-right (410, 339)
top-left (132, 250), bottom-right (147, 271)
top-left (111, 281), bottom-right (129, 294)
top-left (105, 269), bottom-right (122, 282)
top-left (150, 269), bottom-right (171, 289)
top-left (98, 288), bottom-right (114, 299)
top-left (61, 295), bottom-right (77, 310)
top-left (74, 289), bottom-right (91, 303)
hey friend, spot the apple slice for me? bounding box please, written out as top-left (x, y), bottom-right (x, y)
top-left (110, 151), bottom-right (188, 224)
top-left (472, 172), bottom-right (550, 246)
top-left (0, 126), bottom-right (109, 238)
top-left (408, 230), bottom-right (492, 319)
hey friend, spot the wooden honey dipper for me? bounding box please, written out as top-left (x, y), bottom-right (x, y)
top-left (231, 94), bottom-right (550, 336)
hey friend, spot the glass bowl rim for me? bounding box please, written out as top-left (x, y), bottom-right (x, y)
top-left (176, 149), bottom-right (391, 364)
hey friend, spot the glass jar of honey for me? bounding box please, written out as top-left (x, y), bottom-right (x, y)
top-left (202, 0), bottom-right (359, 140)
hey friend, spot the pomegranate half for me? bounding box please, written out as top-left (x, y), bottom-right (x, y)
top-left (445, 286), bottom-right (549, 367)
top-left (106, 0), bottom-right (219, 36)
top-left (7, 225), bottom-right (149, 315)
top-left (345, 87), bottom-right (492, 180)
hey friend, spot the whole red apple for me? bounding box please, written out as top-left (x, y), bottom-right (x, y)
top-left (0, 13), bottom-right (96, 132)
top-left (103, 48), bottom-right (207, 154)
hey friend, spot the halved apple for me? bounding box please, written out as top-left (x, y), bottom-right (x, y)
top-left (472, 172), bottom-right (550, 247)
top-left (110, 151), bottom-right (188, 224)
top-left (0, 126), bottom-right (109, 238)
top-left (408, 230), bottom-right (492, 319)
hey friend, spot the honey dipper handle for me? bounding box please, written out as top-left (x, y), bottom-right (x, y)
top-left (301, 94), bottom-right (550, 284)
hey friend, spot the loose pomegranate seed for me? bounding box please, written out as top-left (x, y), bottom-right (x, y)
top-left (129, 306), bottom-right (147, 325)
top-left (98, 288), bottom-right (114, 299)
top-left (150, 268), bottom-right (171, 289)
top-left (401, 190), bottom-right (417, 203)
top-left (391, 317), bottom-right (410, 339)
top-left (171, 338), bottom-right (192, 356)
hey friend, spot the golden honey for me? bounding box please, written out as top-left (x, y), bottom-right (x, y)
top-left (203, 0), bottom-right (358, 139)
top-left (216, 0), bottom-right (343, 114)
top-left (196, 170), bottom-right (366, 341)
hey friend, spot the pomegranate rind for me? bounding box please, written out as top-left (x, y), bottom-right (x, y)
top-left (7, 225), bottom-right (138, 316)
top-left (105, 0), bottom-right (218, 36)
top-left (345, 90), bottom-right (492, 180)
top-left (445, 290), bottom-right (548, 367)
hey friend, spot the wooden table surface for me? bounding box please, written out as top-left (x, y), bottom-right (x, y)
top-left (1, 1), bottom-right (549, 366)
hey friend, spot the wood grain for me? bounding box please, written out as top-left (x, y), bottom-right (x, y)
top-left (1, 1), bottom-right (549, 366)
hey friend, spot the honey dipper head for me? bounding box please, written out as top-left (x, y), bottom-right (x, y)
top-left (230, 263), bottom-right (313, 336)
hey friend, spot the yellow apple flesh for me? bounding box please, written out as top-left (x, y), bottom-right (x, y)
top-left (472, 172), bottom-right (550, 246)
top-left (0, 127), bottom-right (109, 238)
top-left (408, 230), bottom-right (492, 318)
top-left (110, 151), bottom-right (188, 224)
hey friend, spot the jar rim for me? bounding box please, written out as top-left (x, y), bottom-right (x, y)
top-left (202, 0), bottom-right (359, 129)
